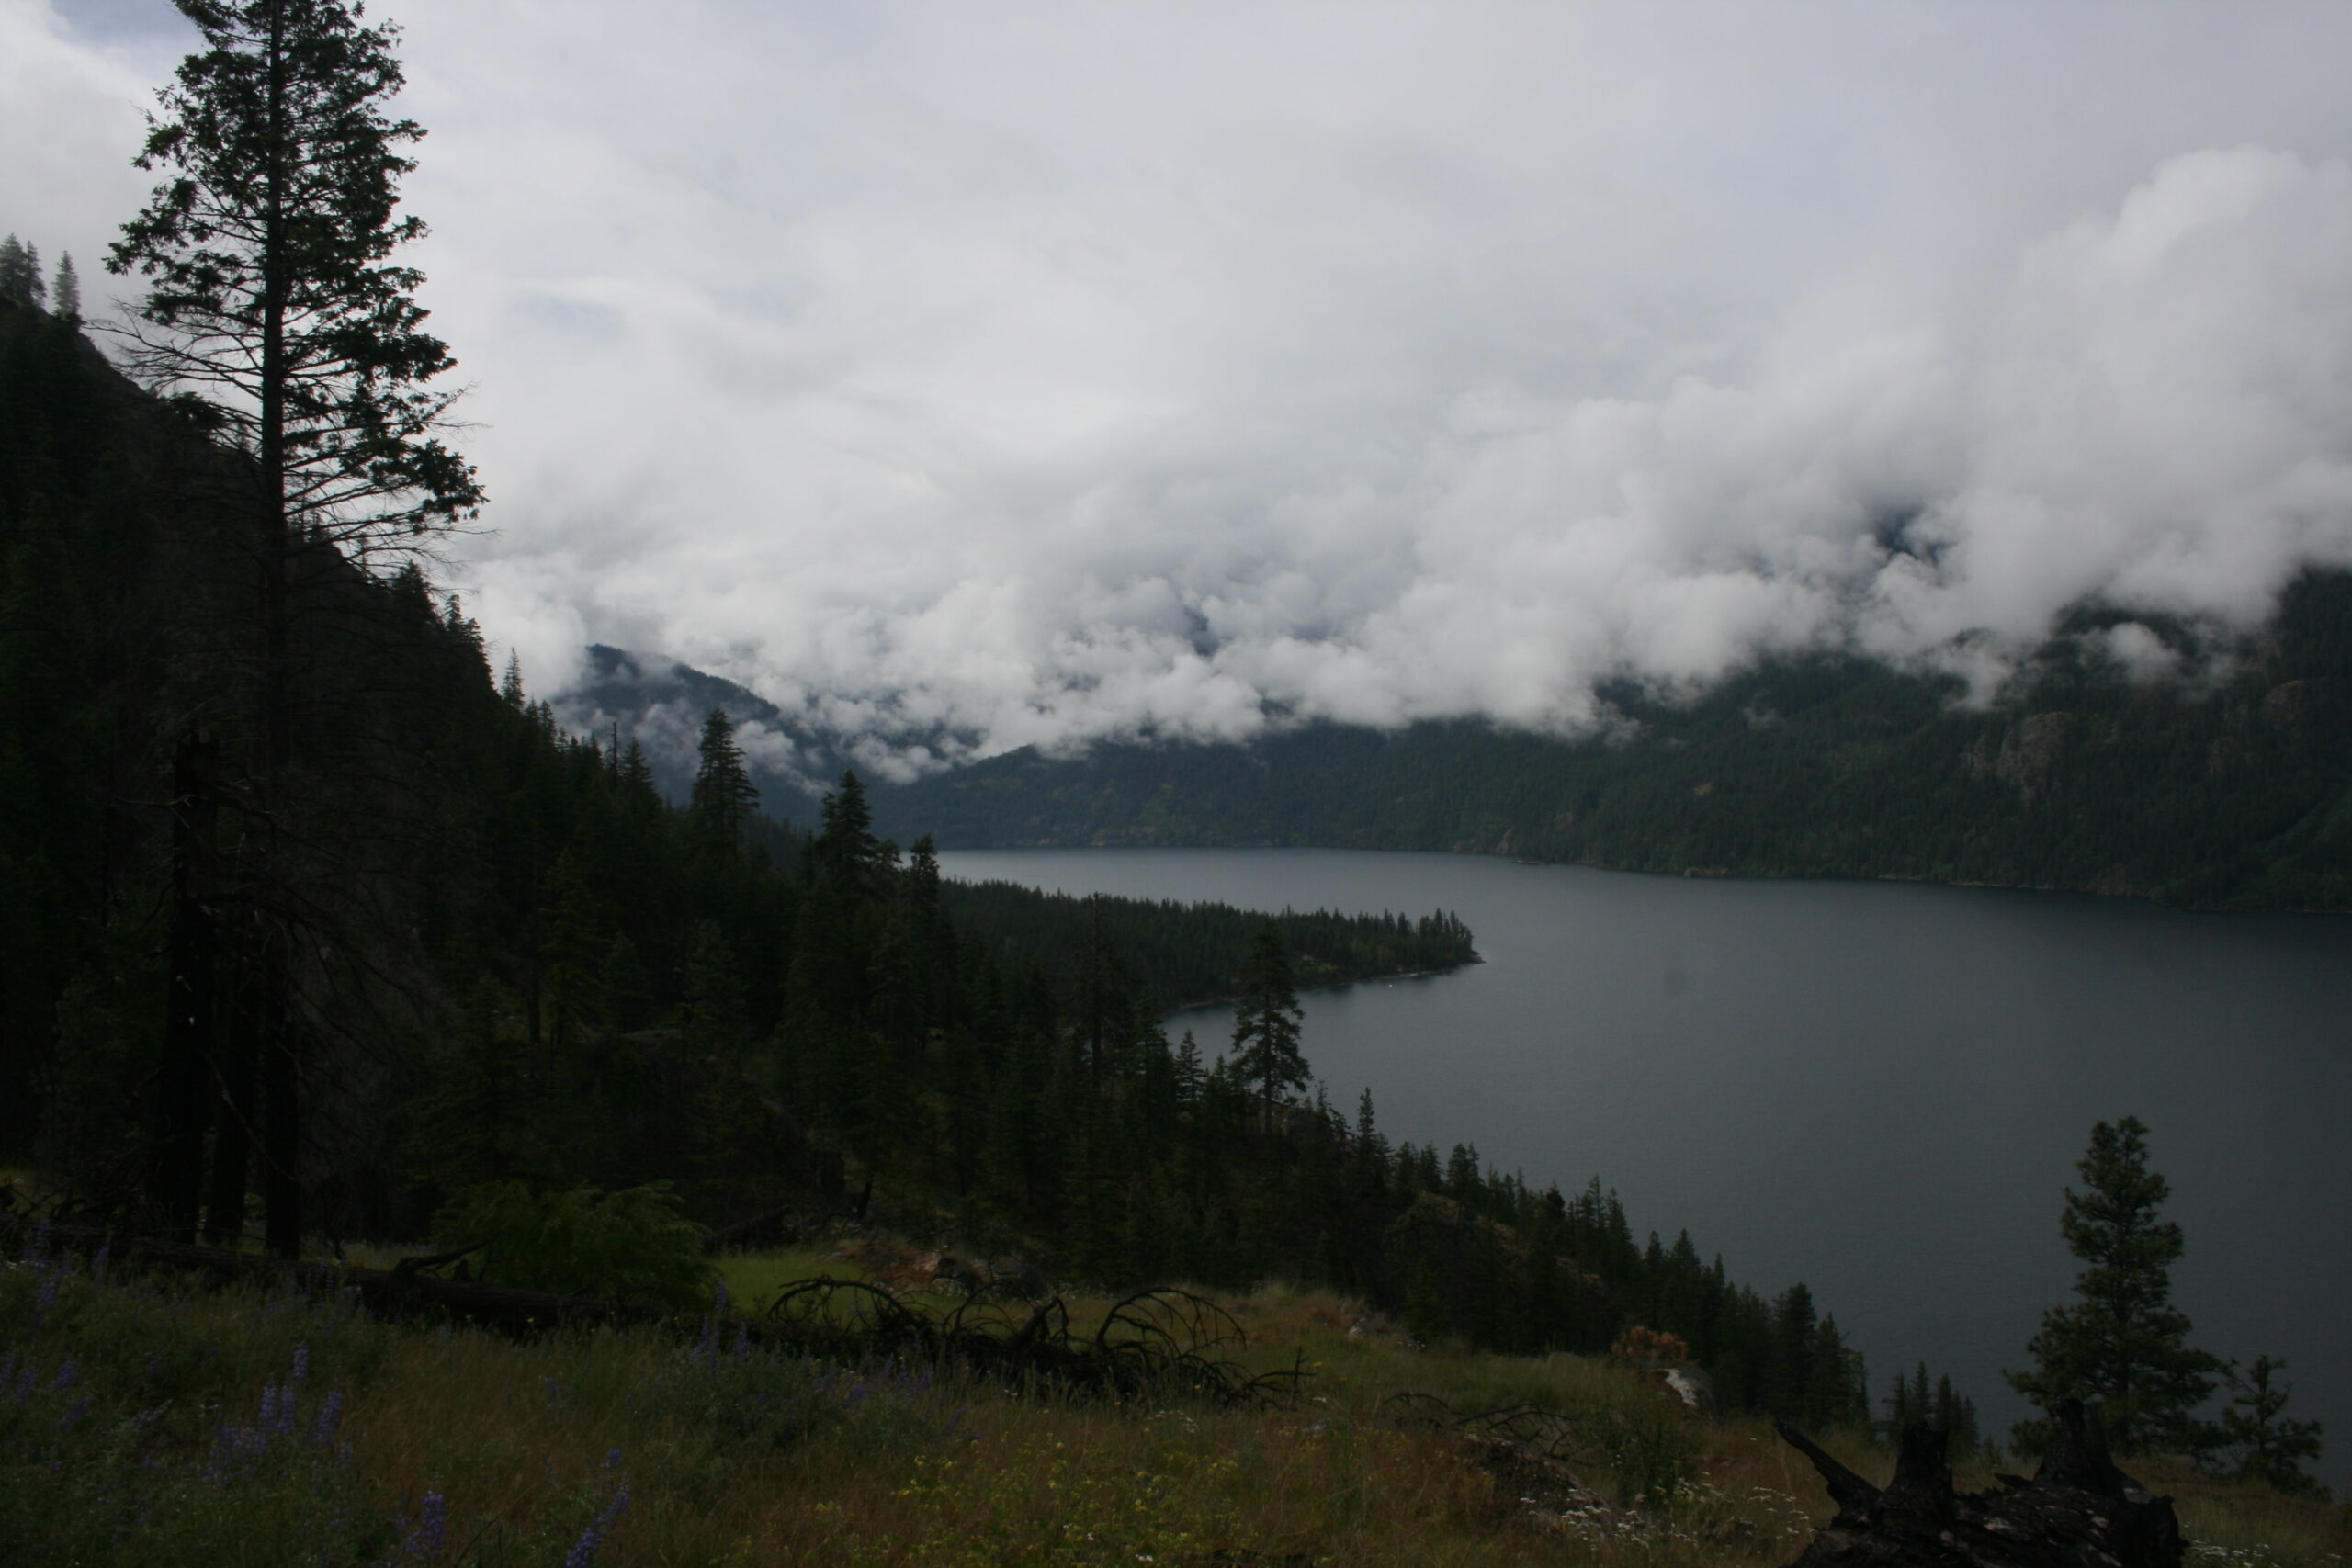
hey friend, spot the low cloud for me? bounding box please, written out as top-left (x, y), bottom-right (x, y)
top-left (17, 2), bottom-right (2352, 767)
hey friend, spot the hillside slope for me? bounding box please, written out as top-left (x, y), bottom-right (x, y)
top-left (869, 584), bottom-right (2352, 910)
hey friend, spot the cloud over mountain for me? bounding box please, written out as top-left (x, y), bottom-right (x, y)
top-left (16, 2), bottom-right (2352, 771)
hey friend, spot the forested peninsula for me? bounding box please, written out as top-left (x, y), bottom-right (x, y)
top-left (0, 284), bottom-right (1871, 1421)
top-left (6, 1), bottom-right (2346, 1559)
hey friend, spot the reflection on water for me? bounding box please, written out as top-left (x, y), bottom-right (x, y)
top-left (941, 846), bottom-right (2352, 1484)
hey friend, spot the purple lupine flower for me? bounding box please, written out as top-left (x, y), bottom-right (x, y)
top-left (313, 1389), bottom-right (345, 1447)
top-left (399, 1491), bottom-right (447, 1562)
top-left (59, 1394), bottom-right (91, 1431)
top-left (562, 1482), bottom-right (629, 1568)
top-left (32, 1269), bottom-right (59, 1326)
top-left (289, 1346), bottom-right (310, 1388)
top-left (12, 1365), bottom-right (36, 1406)
top-left (604, 1447), bottom-right (623, 1471)
top-left (51, 1359), bottom-right (78, 1390)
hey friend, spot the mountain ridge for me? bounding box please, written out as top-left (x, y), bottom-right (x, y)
top-left (562, 574), bottom-right (2352, 910)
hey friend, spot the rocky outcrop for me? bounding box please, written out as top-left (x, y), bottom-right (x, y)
top-left (1965, 711), bottom-right (2078, 806)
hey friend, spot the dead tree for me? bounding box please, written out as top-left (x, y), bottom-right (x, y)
top-left (1777, 1399), bottom-right (2183, 1568)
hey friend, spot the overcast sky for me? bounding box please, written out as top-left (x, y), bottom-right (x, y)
top-left (9, 0), bottom-right (2352, 770)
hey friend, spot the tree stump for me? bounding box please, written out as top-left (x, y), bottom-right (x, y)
top-left (1779, 1399), bottom-right (2183, 1567)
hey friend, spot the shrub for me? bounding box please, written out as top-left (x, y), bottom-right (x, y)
top-left (647, 1329), bottom-right (965, 1464)
top-left (432, 1181), bottom-right (716, 1310)
top-left (1577, 1394), bottom-right (1701, 1510)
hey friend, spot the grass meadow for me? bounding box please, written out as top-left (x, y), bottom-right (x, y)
top-left (2, 1230), bottom-right (2343, 1567)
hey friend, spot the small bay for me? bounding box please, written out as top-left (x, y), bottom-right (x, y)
top-left (939, 845), bottom-right (2352, 1484)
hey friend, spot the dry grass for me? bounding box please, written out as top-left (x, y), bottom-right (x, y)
top-left (9, 1242), bottom-right (2346, 1567)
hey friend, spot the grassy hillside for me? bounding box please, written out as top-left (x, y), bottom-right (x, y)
top-left (2, 289), bottom-right (1861, 1427)
top-left (5, 1232), bottom-right (2342, 1568)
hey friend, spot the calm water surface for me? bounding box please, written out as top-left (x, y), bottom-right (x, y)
top-left (938, 847), bottom-right (2352, 1483)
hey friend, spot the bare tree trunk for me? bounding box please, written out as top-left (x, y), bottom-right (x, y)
top-left (254, 0), bottom-right (302, 1259)
top-left (259, 959), bottom-right (301, 1257)
top-left (203, 964), bottom-right (258, 1245)
top-left (151, 729), bottom-right (219, 1242)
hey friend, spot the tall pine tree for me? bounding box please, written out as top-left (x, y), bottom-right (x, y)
top-left (2008, 1116), bottom-right (2222, 1454)
top-left (108, 0), bottom-right (483, 1255)
top-left (1230, 919), bottom-right (1307, 1131)
top-left (688, 708), bottom-right (756, 858)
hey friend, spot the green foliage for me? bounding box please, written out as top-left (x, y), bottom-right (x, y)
top-left (0, 284), bottom-right (1843, 1427)
top-left (2009, 1116), bottom-right (2223, 1455)
top-left (0, 1372), bottom-right (390, 1567)
top-left (433, 1181), bottom-right (718, 1311)
top-left (1230, 919), bottom-right (1306, 1123)
top-left (107, 0), bottom-right (483, 542)
top-left (2218, 1356), bottom-right (2329, 1499)
top-left (1582, 1399), bottom-right (1702, 1510)
top-left (0, 1243), bottom-right (400, 1567)
top-left (1883, 1360), bottom-right (1983, 1458)
top-left (47, 254), bottom-right (78, 323)
top-left (876, 1436), bottom-right (1242, 1567)
top-left (646, 1336), bottom-right (960, 1472)
top-left (940, 880), bottom-right (1476, 1010)
top-left (0, 235), bottom-right (43, 309)
top-left (689, 707), bottom-right (758, 859)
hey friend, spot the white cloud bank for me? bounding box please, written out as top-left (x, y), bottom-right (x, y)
top-left (15, 1), bottom-right (2352, 766)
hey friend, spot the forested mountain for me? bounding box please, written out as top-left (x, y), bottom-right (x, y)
top-left (558, 643), bottom-right (848, 824)
top-left (1, 291), bottom-right (1871, 1426)
top-left (868, 583), bottom-right (2352, 910)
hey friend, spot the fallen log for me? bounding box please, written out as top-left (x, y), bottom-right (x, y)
top-left (17, 1223), bottom-right (691, 1336)
top-left (1778, 1399), bottom-right (2183, 1567)
top-left (9, 1222), bottom-right (1304, 1406)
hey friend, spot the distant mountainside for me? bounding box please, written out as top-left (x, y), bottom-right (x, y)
top-left (863, 574), bottom-right (2352, 910)
top-left (563, 575), bottom-right (2351, 909)
top-left (556, 644), bottom-right (845, 825)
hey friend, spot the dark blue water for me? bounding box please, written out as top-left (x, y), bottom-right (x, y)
top-left (938, 847), bottom-right (2352, 1483)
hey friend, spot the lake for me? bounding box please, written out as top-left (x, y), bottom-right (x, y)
top-left (937, 846), bottom-right (2352, 1485)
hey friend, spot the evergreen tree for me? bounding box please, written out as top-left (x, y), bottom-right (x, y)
top-left (535, 851), bottom-right (607, 1059)
top-left (688, 708), bottom-right (755, 856)
top-left (1229, 919), bottom-right (1306, 1130)
top-left (2218, 1356), bottom-right (2327, 1498)
top-left (50, 254), bottom-right (81, 323)
top-left (617, 739), bottom-right (660, 810)
top-left (2008, 1117), bottom-right (2222, 1454)
top-left (0, 236), bottom-right (43, 308)
top-left (107, 0), bottom-right (481, 561)
top-left (1764, 1281), bottom-right (1817, 1418)
top-left (107, 0), bottom-right (483, 1257)
top-left (1933, 1373), bottom-right (1981, 1459)
top-left (814, 768), bottom-right (880, 884)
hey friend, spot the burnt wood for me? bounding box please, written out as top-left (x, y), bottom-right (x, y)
top-left (1779, 1400), bottom-right (2183, 1567)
